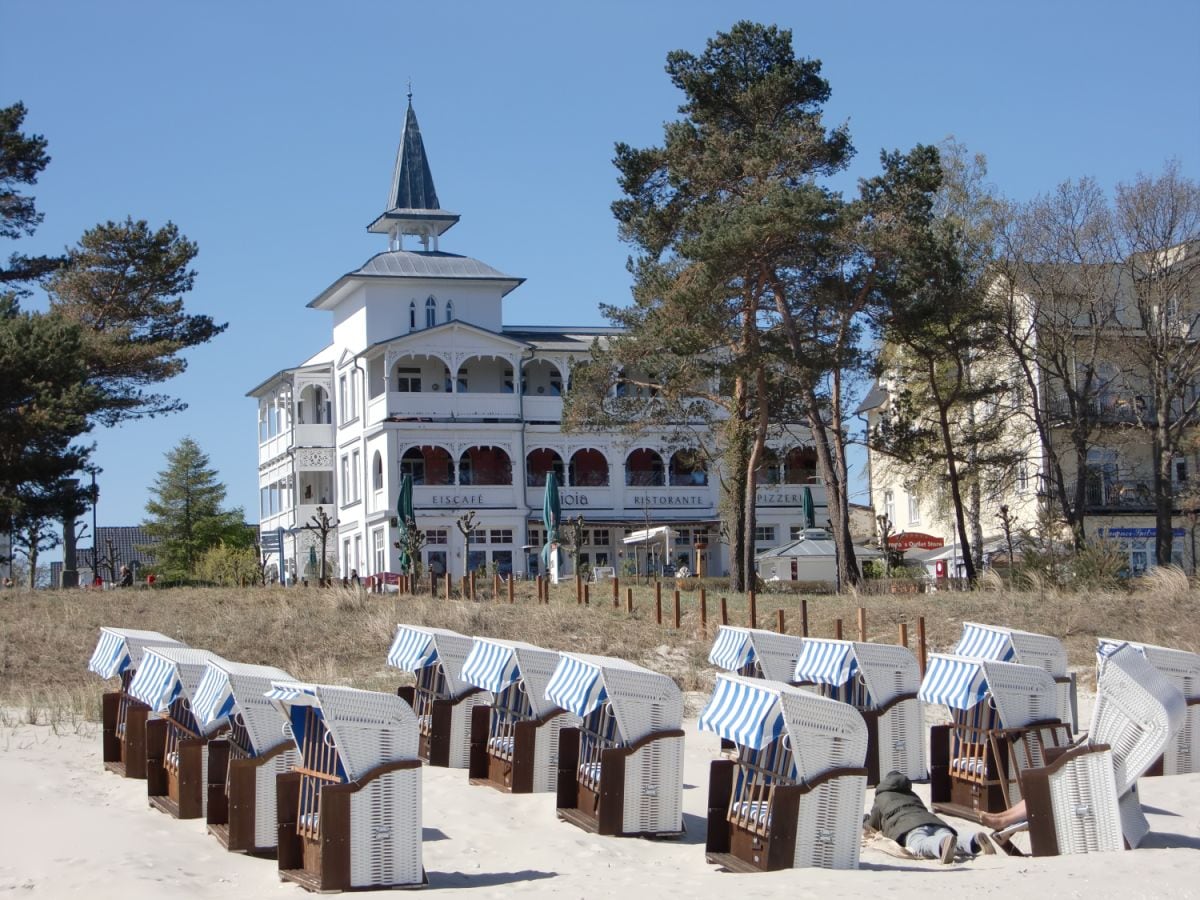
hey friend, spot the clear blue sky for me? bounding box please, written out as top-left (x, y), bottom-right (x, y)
top-left (3, 1), bottom-right (1198, 545)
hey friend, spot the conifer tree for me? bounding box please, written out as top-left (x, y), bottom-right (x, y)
top-left (142, 437), bottom-right (249, 579)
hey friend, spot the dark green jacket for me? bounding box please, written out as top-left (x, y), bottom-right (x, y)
top-left (865, 771), bottom-right (954, 841)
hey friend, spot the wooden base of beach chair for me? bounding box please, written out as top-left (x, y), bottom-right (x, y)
top-left (554, 726), bottom-right (686, 839)
top-left (102, 692), bottom-right (151, 779)
top-left (276, 765), bottom-right (426, 892)
top-left (399, 685), bottom-right (485, 769)
top-left (145, 720), bottom-right (208, 820)
top-left (930, 724), bottom-right (1010, 823)
top-left (207, 741), bottom-right (293, 856)
top-left (467, 705), bottom-right (565, 794)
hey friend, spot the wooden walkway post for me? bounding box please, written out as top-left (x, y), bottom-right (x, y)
top-left (917, 616), bottom-right (928, 675)
top-left (535, 575), bottom-right (543, 604)
top-left (720, 596), bottom-right (728, 625)
top-left (699, 588), bottom-right (707, 633)
top-left (469, 572), bottom-right (476, 601)
top-left (612, 576), bottom-right (620, 608)
top-left (776, 609), bottom-right (786, 634)
top-left (857, 607), bottom-right (867, 642)
top-left (655, 590), bottom-right (663, 625)
top-left (583, 584), bottom-right (590, 606)
top-left (626, 587), bottom-right (633, 613)
top-left (800, 598), bottom-right (809, 637)
top-left (493, 572), bottom-right (500, 600)
top-left (576, 574), bottom-right (583, 605)
top-left (834, 618), bottom-right (843, 640)
top-left (898, 622), bottom-right (909, 647)
top-left (673, 590), bottom-right (681, 629)
top-left (748, 590), bottom-right (757, 629)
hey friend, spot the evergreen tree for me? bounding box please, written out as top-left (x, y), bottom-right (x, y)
top-left (0, 102), bottom-right (63, 291)
top-left (46, 218), bottom-right (226, 425)
top-left (586, 22), bottom-right (853, 588)
top-left (142, 437), bottom-right (249, 579)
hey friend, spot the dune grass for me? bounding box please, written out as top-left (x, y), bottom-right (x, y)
top-left (2, 569), bottom-right (1197, 722)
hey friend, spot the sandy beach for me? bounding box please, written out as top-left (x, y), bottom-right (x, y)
top-left (3, 707), bottom-right (1198, 900)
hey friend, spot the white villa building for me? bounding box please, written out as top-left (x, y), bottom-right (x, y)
top-left (248, 100), bottom-right (825, 583)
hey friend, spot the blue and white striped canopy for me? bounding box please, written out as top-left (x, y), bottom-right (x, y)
top-left (88, 629), bottom-right (134, 679)
top-left (265, 684), bottom-right (318, 704)
top-left (545, 655), bottom-right (608, 718)
top-left (918, 655), bottom-right (989, 710)
top-left (192, 666), bottom-right (236, 729)
top-left (698, 675), bottom-right (785, 750)
top-left (708, 627), bottom-right (755, 672)
top-left (386, 626), bottom-right (439, 671)
top-left (792, 639), bottom-right (856, 687)
top-left (954, 623), bottom-right (1016, 661)
top-left (461, 640), bottom-right (521, 694)
top-left (127, 651), bottom-right (183, 711)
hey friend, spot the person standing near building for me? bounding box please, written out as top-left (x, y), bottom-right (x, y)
top-left (119, 565), bottom-right (133, 587)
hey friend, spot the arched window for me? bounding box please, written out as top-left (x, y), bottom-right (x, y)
top-left (569, 449), bottom-right (609, 486)
top-left (625, 448), bottom-right (664, 486)
top-left (669, 449), bottom-right (708, 486)
top-left (445, 299), bottom-right (454, 322)
top-left (526, 448), bottom-right (565, 487)
top-left (425, 296), bottom-right (436, 329)
top-left (401, 446), bottom-right (454, 486)
top-left (372, 451), bottom-right (383, 491)
top-left (459, 446), bottom-right (513, 486)
top-left (409, 300), bottom-right (416, 330)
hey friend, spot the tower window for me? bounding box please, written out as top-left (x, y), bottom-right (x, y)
top-left (426, 296), bottom-right (436, 329)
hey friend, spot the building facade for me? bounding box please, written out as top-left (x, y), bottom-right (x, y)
top-left (861, 246), bottom-right (1200, 577)
top-left (249, 101), bottom-right (826, 583)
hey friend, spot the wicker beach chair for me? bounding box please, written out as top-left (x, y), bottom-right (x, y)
top-left (955, 622), bottom-right (1078, 731)
top-left (88, 627), bottom-right (186, 779)
top-left (699, 674), bottom-right (868, 871)
top-left (993, 643), bottom-right (1186, 856)
top-left (268, 682), bottom-right (425, 892)
top-left (462, 638), bottom-right (577, 793)
top-left (791, 638), bottom-right (925, 785)
top-left (127, 646), bottom-right (229, 819)
top-left (708, 625), bottom-right (805, 682)
top-left (546, 652), bottom-right (685, 837)
top-left (190, 660), bottom-right (298, 856)
top-left (921, 654), bottom-right (1072, 822)
top-left (1098, 638), bottom-right (1199, 776)
top-left (386, 624), bottom-right (491, 769)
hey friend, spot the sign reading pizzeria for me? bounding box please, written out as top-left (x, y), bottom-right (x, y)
top-left (888, 532), bottom-right (945, 552)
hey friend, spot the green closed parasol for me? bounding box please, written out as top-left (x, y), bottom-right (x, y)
top-left (802, 486), bottom-right (816, 530)
top-left (397, 473), bottom-right (415, 573)
top-left (541, 472), bottom-right (564, 574)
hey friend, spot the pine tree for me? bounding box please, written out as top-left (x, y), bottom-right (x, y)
top-left (142, 437), bottom-right (248, 579)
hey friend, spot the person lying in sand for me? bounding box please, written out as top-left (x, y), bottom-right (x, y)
top-left (866, 771), bottom-right (996, 863)
top-left (980, 801), bottom-right (1027, 832)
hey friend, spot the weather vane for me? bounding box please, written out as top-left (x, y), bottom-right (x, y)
top-left (407, 79), bottom-right (413, 103)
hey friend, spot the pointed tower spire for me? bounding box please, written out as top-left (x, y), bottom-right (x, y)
top-left (367, 95), bottom-right (460, 251)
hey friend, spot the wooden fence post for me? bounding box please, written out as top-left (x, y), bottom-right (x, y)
top-left (430, 573), bottom-right (436, 598)
top-left (857, 606), bottom-right (867, 642)
top-left (776, 609), bottom-right (786, 634)
top-left (834, 618), bottom-right (843, 640)
top-left (612, 576), bottom-right (620, 609)
top-left (626, 587), bottom-right (633, 613)
top-left (583, 584), bottom-right (590, 606)
top-left (508, 576), bottom-right (515, 604)
top-left (469, 572), bottom-right (476, 601)
top-left (917, 616), bottom-right (927, 675)
top-left (800, 598), bottom-right (809, 637)
top-left (655, 590), bottom-right (663, 626)
top-left (748, 590), bottom-right (757, 629)
top-left (576, 574), bottom-right (582, 605)
top-left (720, 596), bottom-right (728, 625)
top-left (700, 588), bottom-right (707, 633)
top-left (673, 590), bottom-right (681, 629)
top-left (493, 572), bottom-right (500, 600)
top-left (535, 575), bottom-right (543, 604)
top-left (898, 622), bottom-right (908, 647)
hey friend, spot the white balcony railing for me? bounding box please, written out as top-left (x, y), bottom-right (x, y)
top-left (294, 423), bottom-right (334, 447)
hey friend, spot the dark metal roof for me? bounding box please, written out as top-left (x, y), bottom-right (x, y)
top-left (389, 100), bottom-right (440, 211)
